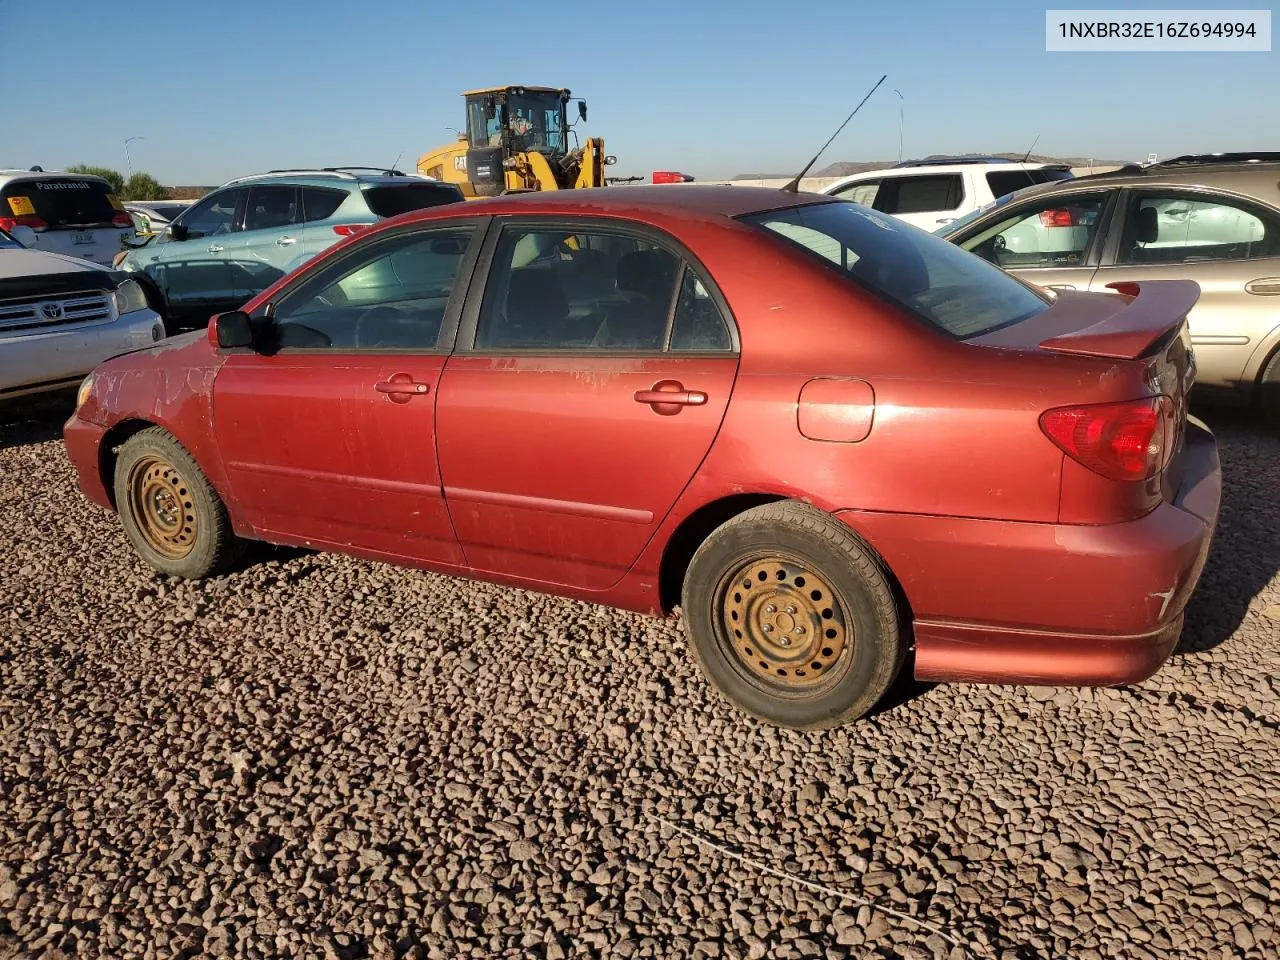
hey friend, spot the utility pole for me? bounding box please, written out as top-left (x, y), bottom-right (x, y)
top-left (892, 90), bottom-right (904, 163)
top-left (123, 137), bottom-right (144, 179)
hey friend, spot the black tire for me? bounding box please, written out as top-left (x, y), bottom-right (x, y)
top-left (112, 427), bottom-right (244, 579)
top-left (1259, 347), bottom-right (1280, 427)
top-left (681, 500), bottom-right (904, 730)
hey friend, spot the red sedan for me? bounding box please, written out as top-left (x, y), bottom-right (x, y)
top-left (64, 186), bottom-right (1221, 729)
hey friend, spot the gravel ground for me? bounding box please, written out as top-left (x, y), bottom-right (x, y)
top-left (1, 394), bottom-right (1277, 960)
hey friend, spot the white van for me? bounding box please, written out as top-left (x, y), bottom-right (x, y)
top-left (0, 168), bottom-right (137, 267)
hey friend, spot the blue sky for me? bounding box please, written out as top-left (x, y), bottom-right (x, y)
top-left (3, 0), bottom-right (1274, 184)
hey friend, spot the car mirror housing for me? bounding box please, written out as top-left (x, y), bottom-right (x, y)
top-left (168, 223), bottom-right (189, 242)
top-left (211, 310), bottom-right (254, 349)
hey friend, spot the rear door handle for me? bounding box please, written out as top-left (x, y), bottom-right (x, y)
top-left (1245, 277), bottom-right (1280, 296)
top-left (936, 217), bottom-right (955, 224)
top-left (206, 244), bottom-right (223, 253)
top-left (375, 377), bottom-right (431, 403)
top-left (276, 236), bottom-right (297, 246)
top-left (634, 380), bottom-right (707, 414)
top-left (1045, 283), bottom-right (1076, 291)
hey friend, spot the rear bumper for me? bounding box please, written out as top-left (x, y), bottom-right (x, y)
top-left (839, 417), bottom-right (1221, 686)
top-left (63, 414), bottom-right (113, 511)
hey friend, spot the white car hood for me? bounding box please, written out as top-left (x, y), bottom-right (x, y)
top-left (0, 248), bottom-right (112, 280)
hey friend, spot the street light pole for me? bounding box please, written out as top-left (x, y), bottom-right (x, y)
top-left (892, 90), bottom-right (904, 163)
top-left (123, 137), bottom-right (144, 179)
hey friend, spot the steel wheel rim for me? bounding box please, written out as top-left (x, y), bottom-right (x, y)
top-left (713, 553), bottom-right (852, 696)
top-left (127, 455), bottom-right (198, 561)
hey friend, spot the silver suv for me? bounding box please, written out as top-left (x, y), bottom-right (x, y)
top-left (937, 152), bottom-right (1280, 421)
top-left (116, 167), bottom-right (464, 331)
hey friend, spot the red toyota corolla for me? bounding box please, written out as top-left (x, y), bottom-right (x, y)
top-left (64, 186), bottom-right (1221, 729)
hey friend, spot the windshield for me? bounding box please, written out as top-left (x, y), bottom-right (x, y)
top-left (467, 91), bottom-right (567, 155)
top-left (742, 200), bottom-right (1050, 339)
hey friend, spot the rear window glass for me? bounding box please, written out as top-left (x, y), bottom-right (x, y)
top-left (741, 200), bottom-right (1050, 339)
top-left (363, 183), bottom-right (462, 219)
top-left (986, 169), bottom-right (1074, 200)
top-left (2, 178), bottom-right (118, 227)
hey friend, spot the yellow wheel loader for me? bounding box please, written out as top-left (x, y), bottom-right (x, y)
top-left (417, 86), bottom-right (616, 198)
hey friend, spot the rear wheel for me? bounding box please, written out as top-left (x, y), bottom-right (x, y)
top-left (113, 427), bottom-right (243, 578)
top-left (681, 500), bottom-right (904, 729)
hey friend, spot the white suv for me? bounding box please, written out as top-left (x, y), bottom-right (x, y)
top-left (0, 167), bottom-right (137, 267)
top-left (819, 156), bottom-right (1075, 231)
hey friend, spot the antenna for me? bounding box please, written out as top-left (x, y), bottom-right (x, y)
top-left (1018, 133), bottom-right (1042, 190)
top-left (389, 151), bottom-right (404, 175)
top-left (781, 74), bottom-right (887, 193)
top-left (1020, 134), bottom-right (1041, 165)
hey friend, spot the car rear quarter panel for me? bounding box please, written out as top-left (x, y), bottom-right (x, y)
top-left (652, 223), bottom-right (1137, 521)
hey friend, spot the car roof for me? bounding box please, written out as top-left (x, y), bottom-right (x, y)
top-left (406, 184), bottom-right (835, 224)
top-left (215, 169), bottom-right (446, 190)
top-left (994, 158), bottom-right (1280, 203)
top-left (0, 170), bottom-right (113, 187)
top-left (830, 160), bottom-right (1062, 183)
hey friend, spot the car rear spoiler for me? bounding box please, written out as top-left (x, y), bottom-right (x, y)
top-left (1038, 280), bottom-right (1200, 361)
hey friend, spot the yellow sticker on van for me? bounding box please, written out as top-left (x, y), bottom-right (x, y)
top-left (7, 196), bottom-right (34, 216)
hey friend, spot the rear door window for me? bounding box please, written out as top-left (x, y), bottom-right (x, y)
top-left (1117, 193), bottom-right (1280, 264)
top-left (874, 175), bottom-right (965, 214)
top-left (2, 178), bottom-right (119, 227)
top-left (742, 200), bottom-right (1050, 339)
top-left (301, 187), bottom-right (348, 223)
top-left (363, 183), bottom-right (463, 219)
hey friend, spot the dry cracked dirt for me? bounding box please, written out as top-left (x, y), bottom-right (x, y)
top-left (1, 393), bottom-right (1277, 960)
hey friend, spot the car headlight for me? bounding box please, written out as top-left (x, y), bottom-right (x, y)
top-left (76, 374), bottom-right (94, 411)
top-left (113, 278), bottom-right (148, 316)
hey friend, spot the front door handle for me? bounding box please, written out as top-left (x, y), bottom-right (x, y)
top-left (375, 376), bottom-right (431, 404)
top-left (276, 236), bottom-right (297, 246)
top-left (1045, 283), bottom-right (1076, 291)
top-left (634, 380), bottom-right (707, 415)
top-left (207, 244), bottom-right (224, 253)
top-left (936, 217), bottom-right (955, 224)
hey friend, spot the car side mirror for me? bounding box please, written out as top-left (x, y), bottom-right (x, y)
top-left (168, 222), bottom-right (189, 242)
top-left (211, 310), bottom-right (254, 348)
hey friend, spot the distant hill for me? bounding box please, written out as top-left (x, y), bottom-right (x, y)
top-left (167, 185), bottom-right (213, 200)
top-left (734, 154), bottom-right (1132, 180)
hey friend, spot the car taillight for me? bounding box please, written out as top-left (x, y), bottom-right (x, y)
top-left (1039, 208), bottom-right (1076, 228)
top-left (0, 215), bottom-right (47, 232)
top-left (1040, 396), bottom-right (1177, 482)
top-left (333, 223), bottom-right (374, 237)
top-left (112, 212), bottom-right (134, 228)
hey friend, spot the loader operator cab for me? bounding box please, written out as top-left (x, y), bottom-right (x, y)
top-left (463, 86), bottom-right (587, 196)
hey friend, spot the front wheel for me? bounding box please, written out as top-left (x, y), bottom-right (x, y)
top-left (681, 501), bottom-right (904, 730)
top-left (113, 427), bottom-right (244, 579)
